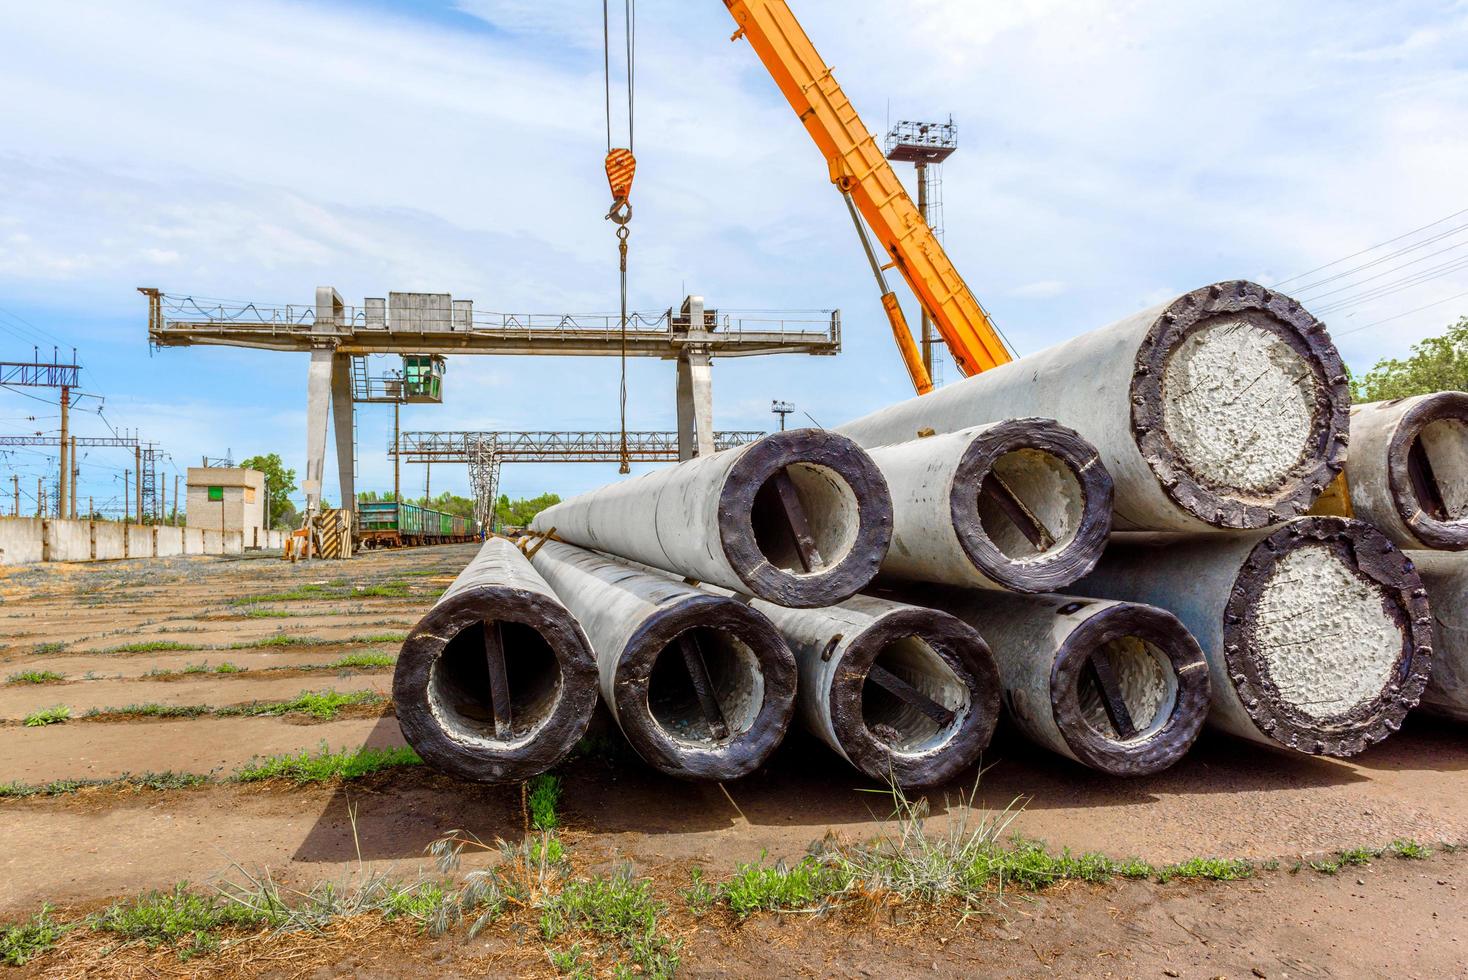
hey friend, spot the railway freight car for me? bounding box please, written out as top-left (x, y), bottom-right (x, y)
top-left (357, 501), bottom-right (477, 549)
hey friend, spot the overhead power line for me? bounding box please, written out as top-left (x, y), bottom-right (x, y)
top-left (1272, 207), bottom-right (1468, 288)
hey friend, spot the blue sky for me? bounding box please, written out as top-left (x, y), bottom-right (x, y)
top-left (1, 0), bottom-right (1466, 516)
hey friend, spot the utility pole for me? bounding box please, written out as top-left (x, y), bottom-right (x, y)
top-left (173, 474), bottom-right (180, 526)
top-left (134, 444), bottom-right (142, 522)
top-left (35, 477), bottom-right (42, 517)
top-left (424, 459), bottom-right (431, 506)
top-left (914, 161), bottom-right (934, 377)
top-left (69, 435), bottom-right (77, 519)
top-left (124, 470), bottom-right (130, 523)
top-left (772, 400), bottom-right (795, 431)
top-left (393, 400), bottom-right (401, 503)
top-left (12, 474), bottom-right (18, 516)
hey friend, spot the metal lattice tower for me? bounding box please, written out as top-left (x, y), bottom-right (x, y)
top-left (885, 118), bottom-right (957, 385)
top-left (466, 438), bottom-right (503, 532)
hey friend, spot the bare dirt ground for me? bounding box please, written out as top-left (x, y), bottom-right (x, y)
top-left (2, 542), bottom-right (1465, 977)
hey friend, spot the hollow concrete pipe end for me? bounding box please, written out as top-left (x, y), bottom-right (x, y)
top-left (612, 593), bottom-right (797, 781)
top-left (1384, 392), bottom-right (1468, 550)
top-left (1048, 600), bottom-right (1210, 777)
top-left (394, 584), bottom-right (600, 783)
top-left (951, 418), bottom-right (1114, 593)
top-left (1130, 279), bottom-right (1350, 530)
top-left (826, 606), bottom-right (1001, 789)
top-left (1223, 516), bottom-right (1433, 757)
top-left (719, 428), bottom-right (893, 608)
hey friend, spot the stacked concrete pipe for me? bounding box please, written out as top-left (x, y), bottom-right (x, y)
top-left (530, 428), bottom-right (892, 607)
top-left (898, 588), bottom-right (1210, 775)
top-left (527, 540), bottom-right (797, 780)
top-left (838, 281), bottom-right (1350, 532)
top-left (1323, 393), bottom-right (1468, 550)
top-left (868, 418), bottom-right (1112, 592)
top-left (1398, 551), bottom-right (1468, 721)
top-left (1071, 516), bottom-right (1433, 756)
top-left (394, 537), bottom-right (601, 783)
top-left (747, 593), bottom-right (1002, 787)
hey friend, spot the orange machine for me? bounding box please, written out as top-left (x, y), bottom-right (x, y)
top-left (723, 0), bottom-right (1013, 394)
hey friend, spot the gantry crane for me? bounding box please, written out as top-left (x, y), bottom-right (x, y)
top-left (721, 1), bottom-right (1012, 394)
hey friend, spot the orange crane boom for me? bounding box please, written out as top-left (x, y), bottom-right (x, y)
top-left (723, 0), bottom-right (1012, 393)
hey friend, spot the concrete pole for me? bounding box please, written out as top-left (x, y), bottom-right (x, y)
top-left (909, 588), bottom-right (1210, 775)
top-left (393, 400), bottom-right (401, 503)
top-left (750, 592), bottom-right (1000, 787)
top-left (869, 418), bottom-right (1111, 593)
top-left (1317, 392), bottom-right (1468, 550)
top-left (173, 475), bottom-right (179, 526)
top-left (303, 348), bottom-right (334, 524)
top-left (915, 161), bottom-right (934, 379)
top-left (530, 428), bottom-right (893, 607)
top-left (35, 477), bottom-right (42, 517)
top-left (675, 295), bottom-right (716, 462)
top-left (528, 540), bottom-right (797, 780)
top-left (331, 352), bottom-right (355, 519)
top-left (1070, 516), bottom-right (1432, 756)
top-left (1402, 551), bottom-right (1468, 720)
top-left (134, 444), bottom-right (142, 523)
top-left (837, 280), bottom-right (1351, 532)
top-left (57, 386), bottom-right (68, 518)
top-left (69, 436), bottom-right (77, 520)
top-left (13, 474), bottom-right (19, 516)
top-left (123, 471), bottom-right (129, 523)
top-left (394, 537), bottom-right (601, 783)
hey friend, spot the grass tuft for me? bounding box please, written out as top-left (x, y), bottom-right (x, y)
top-left (0, 772), bottom-right (209, 799)
top-left (220, 689), bottom-right (384, 720)
top-left (1155, 857), bottom-right (1255, 883)
top-left (6, 669), bottom-right (65, 685)
top-left (1389, 839), bottom-right (1431, 860)
top-left (331, 652), bottom-right (396, 669)
top-left (104, 640), bottom-right (195, 654)
top-left (722, 856), bottom-right (850, 916)
top-left (83, 703), bottom-right (211, 721)
top-left (352, 632), bottom-right (408, 645)
top-left (528, 774), bottom-right (562, 831)
top-left (32, 642), bottom-right (67, 655)
top-left (92, 884), bottom-right (277, 949)
top-left (539, 867), bottom-right (680, 978)
top-left (233, 744), bottom-right (421, 784)
top-left (0, 905), bottom-right (66, 966)
top-left (22, 705), bottom-right (70, 727)
top-left (230, 634), bottom-right (324, 650)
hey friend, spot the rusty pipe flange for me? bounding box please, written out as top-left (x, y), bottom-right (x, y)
top-left (613, 593), bottom-right (797, 781)
top-left (1385, 392), bottom-right (1468, 550)
top-left (1130, 280), bottom-right (1350, 529)
top-left (394, 585), bottom-right (600, 783)
top-left (1223, 516), bottom-right (1433, 756)
top-left (1049, 602), bottom-right (1211, 776)
top-left (825, 606), bottom-right (1001, 789)
top-left (950, 417), bottom-right (1113, 593)
top-left (719, 428), bottom-right (893, 608)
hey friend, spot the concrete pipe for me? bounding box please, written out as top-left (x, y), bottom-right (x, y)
top-left (870, 418), bottom-right (1112, 593)
top-left (1071, 516), bottom-right (1433, 756)
top-left (749, 593), bottom-right (1001, 787)
top-left (529, 428), bottom-right (892, 608)
top-left (1328, 393), bottom-right (1468, 550)
top-left (394, 537), bottom-right (600, 783)
top-left (838, 280), bottom-right (1350, 532)
top-left (903, 589), bottom-right (1210, 775)
top-left (528, 540), bottom-right (797, 780)
top-left (1399, 551), bottom-right (1468, 721)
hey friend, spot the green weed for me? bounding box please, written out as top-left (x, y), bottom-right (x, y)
top-left (104, 641), bottom-right (194, 654)
top-left (0, 905), bottom-right (66, 966)
top-left (0, 772), bottom-right (209, 799)
top-left (91, 884), bottom-right (277, 949)
top-left (5, 669), bottom-right (64, 685)
top-left (721, 856), bottom-right (851, 916)
top-left (32, 642), bottom-right (67, 655)
top-left (1155, 857), bottom-right (1255, 883)
top-left (219, 689), bottom-right (384, 720)
top-left (22, 705), bottom-right (70, 727)
top-left (240, 607), bottom-right (294, 618)
top-left (1389, 839), bottom-right (1431, 860)
top-left (83, 703), bottom-right (211, 721)
top-left (680, 868), bottom-right (718, 916)
top-left (233, 744), bottom-right (422, 784)
top-left (351, 632), bottom-right (407, 644)
top-left (539, 868), bottom-right (679, 978)
top-left (528, 774), bottom-right (562, 831)
top-left (331, 652), bottom-right (396, 669)
top-left (230, 634), bottom-right (324, 649)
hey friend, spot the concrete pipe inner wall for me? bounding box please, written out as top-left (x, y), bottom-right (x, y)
top-left (1404, 551), bottom-right (1468, 721)
top-left (1338, 393), bottom-right (1468, 550)
top-left (646, 627), bottom-right (765, 745)
top-left (753, 594), bottom-right (1001, 788)
top-left (531, 428), bottom-right (892, 608)
top-left (838, 280), bottom-right (1349, 532)
top-left (395, 539), bottom-right (600, 783)
top-left (871, 419), bottom-right (1112, 594)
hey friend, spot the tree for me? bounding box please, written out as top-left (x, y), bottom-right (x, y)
top-left (496, 492), bottom-right (561, 527)
top-left (239, 453), bottom-right (298, 529)
top-left (1354, 316), bottom-right (1468, 403)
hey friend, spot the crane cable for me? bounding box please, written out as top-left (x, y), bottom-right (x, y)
top-left (604, 0), bottom-right (636, 474)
